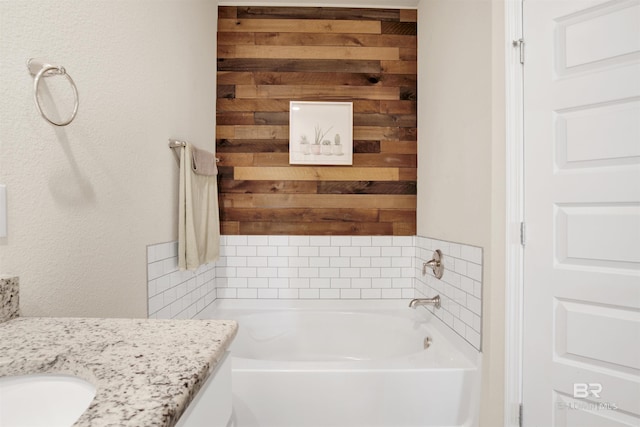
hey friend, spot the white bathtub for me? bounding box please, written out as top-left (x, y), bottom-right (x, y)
top-left (201, 300), bottom-right (481, 427)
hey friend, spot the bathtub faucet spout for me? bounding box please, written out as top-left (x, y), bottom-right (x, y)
top-left (409, 295), bottom-right (441, 309)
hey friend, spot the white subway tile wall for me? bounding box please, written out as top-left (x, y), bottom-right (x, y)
top-left (215, 235), bottom-right (416, 300)
top-left (414, 236), bottom-right (483, 350)
top-left (146, 242), bottom-right (216, 319)
top-left (146, 235), bottom-right (484, 351)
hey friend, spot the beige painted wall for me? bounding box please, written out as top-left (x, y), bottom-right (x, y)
top-left (417, 0), bottom-right (506, 426)
top-left (0, 0), bottom-right (218, 318)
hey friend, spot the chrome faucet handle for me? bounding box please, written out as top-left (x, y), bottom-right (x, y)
top-left (423, 249), bottom-right (444, 279)
top-left (429, 295), bottom-right (441, 309)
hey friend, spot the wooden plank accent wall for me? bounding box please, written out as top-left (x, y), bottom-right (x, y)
top-left (217, 6), bottom-right (417, 236)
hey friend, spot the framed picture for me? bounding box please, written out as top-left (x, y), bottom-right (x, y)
top-left (289, 101), bottom-right (353, 165)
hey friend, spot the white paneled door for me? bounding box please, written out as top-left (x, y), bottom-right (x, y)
top-left (522, 0), bottom-right (640, 426)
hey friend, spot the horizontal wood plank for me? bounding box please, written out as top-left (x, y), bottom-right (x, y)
top-left (219, 150), bottom-right (289, 167)
top-left (399, 9), bottom-right (418, 23)
top-left (352, 100), bottom-right (383, 113)
top-left (216, 98), bottom-right (381, 113)
top-left (218, 19), bottom-right (381, 34)
top-left (399, 168), bottom-right (417, 180)
top-left (217, 153), bottom-right (254, 167)
top-left (235, 125), bottom-right (288, 139)
top-left (352, 153), bottom-right (417, 168)
top-left (245, 72), bottom-right (414, 87)
top-left (218, 6), bottom-right (237, 19)
top-left (400, 47), bottom-right (417, 61)
top-left (221, 221), bottom-right (240, 234)
top-left (392, 222), bottom-right (416, 235)
top-left (400, 86), bottom-right (417, 101)
top-left (317, 181), bottom-right (416, 194)
top-left (354, 140), bottom-right (381, 153)
top-left (216, 126), bottom-right (235, 139)
top-left (354, 126), bottom-right (399, 140)
top-left (380, 100), bottom-right (416, 114)
top-left (234, 166), bottom-right (400, 181)
top-left (249, 111), bottom-right (416, 128)
top-left (238, 221), bottom-right (395, 235)
top-left (216, 166), bottom-right (234, 180)
top-left (242, 72), bottom-right (408, 87)
top-left (220, 180), bottom-right (318, 194)
top-left (254, 33), bottom-right (417, 48)
top-left (380, 140), bottom-right (417, 154)
top-left (381, 60), bottom-right (417, 74)
top-left (217, 139), bottom-right (289, 153)
top-left (251, 153), bottom-right (290, 166)
top-left (218, 58), bottom-right (382, 73)
top-left (223, 45), bottom-right (399, 61)
top-left (380, 209), bottom-right (417, 222)
top-left (222, 208), bottom-right (379, 222)
top-left (217, 32), bottom-right (254, 45)
top-left (399, 128), bottom-right (417, 140)
top-left (217, 71), bottom-right (255, 85)
top-left (254, 112), bottom-right (288, 125)
top-left (217, 112), bottom-right (255, 125)
top-left (216, 99), bottom-right (291, 112)
top-left (381, 21), bottom-right (417, 35)
top-left (221, 194), bottom-right (416, 209)
top-left (217, 125), bottom-right (289, 140)
top-left (217, 85), bottom-right (235, 99)
top-left (235, 85), bottom-right (399, 101)
top-left (237, 7), bottom-right (400, 22)
top-left (353, 112), bottom-right (416, 127)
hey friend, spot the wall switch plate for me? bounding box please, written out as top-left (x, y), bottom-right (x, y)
top-left (0, 184), bottom-right (6, 237)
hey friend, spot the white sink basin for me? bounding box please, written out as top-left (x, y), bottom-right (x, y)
top-left (0, 373), bottom-right (96, 427)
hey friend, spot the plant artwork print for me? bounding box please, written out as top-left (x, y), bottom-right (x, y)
top-left (289, 101), bottom-right (353, 165)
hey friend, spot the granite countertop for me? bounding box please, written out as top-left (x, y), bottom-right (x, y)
top-left (0, 316), bottom-right (237, 426)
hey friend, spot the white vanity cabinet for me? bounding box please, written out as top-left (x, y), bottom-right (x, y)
top-left (176, 352), bottom-right (233, 427)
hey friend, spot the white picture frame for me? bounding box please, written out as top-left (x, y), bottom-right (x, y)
top-left (289, 101), bottom-right (353, 165)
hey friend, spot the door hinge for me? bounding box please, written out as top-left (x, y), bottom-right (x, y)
top-left (513, 38), bottom-right (525, 64)
top-left (520, 222), bottom-right (526, 246)
top-left (519, 403), bottom-right (524, 427)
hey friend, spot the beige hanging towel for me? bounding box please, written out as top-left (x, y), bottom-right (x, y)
top-left (178, 143), bottom-right (220, 270)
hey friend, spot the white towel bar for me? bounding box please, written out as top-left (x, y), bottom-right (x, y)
top-left (168, 139), bottom-right (220, 162)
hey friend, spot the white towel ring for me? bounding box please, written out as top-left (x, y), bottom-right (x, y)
top-left (28, 59), bottom-right (79, 127)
